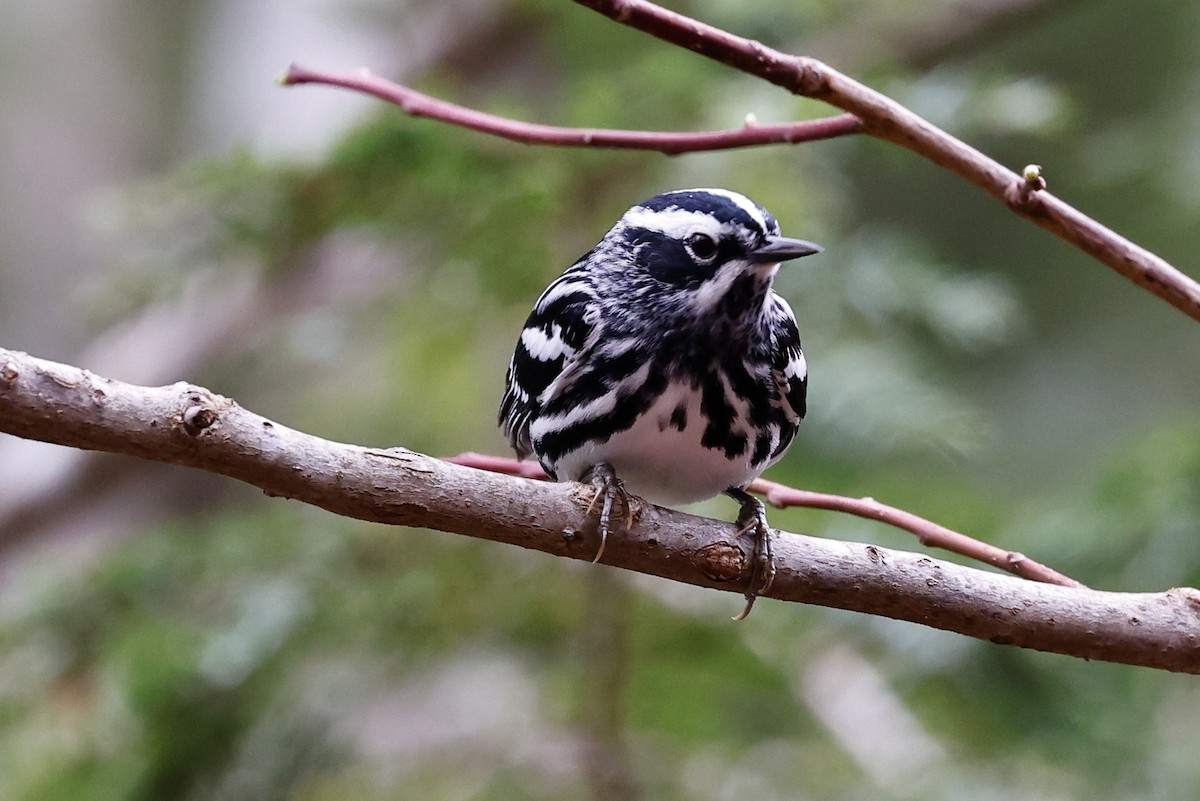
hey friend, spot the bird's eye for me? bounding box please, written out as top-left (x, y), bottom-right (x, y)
top-left (686, 233), bottom-right (719, 263)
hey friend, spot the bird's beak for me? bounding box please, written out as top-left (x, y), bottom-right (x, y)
top-left (748, 235), bottom-right (824, 263)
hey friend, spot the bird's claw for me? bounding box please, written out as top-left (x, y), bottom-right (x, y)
top-left (583, 462), bottom-right (632, 563)
top-left (728, 488), bottom-right (776, 621)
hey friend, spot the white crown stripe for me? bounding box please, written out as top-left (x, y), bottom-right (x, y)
top-left (695, 187), bottom-right (771, 234)
top-left (621, 207), bottom-right (734, 240)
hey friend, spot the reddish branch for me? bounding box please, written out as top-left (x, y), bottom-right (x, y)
top-left (281, 65), bottom-right (862, 155)
top-left (448, 452), bottom-right (1083, 588)
top-left (572, 0), bottom-right (1200, 323)
top-left (283, 4), bottom-right (1200, 324)
top-left (2, 346), bottom-right (1198, 673)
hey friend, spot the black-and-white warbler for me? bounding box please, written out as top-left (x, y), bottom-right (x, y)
top-left (499, 189), bottom-right (822, 618)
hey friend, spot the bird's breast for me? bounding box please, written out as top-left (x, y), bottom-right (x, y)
top-left (550, 376), bottom-right (784, 506)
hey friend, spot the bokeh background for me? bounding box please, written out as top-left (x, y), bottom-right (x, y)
top-left (2, 0), bottom-right (1200, 798)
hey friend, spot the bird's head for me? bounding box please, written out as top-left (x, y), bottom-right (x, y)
top-left (599, 189), bottom-right (822, 326)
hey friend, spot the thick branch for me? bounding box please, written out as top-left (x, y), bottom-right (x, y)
top-left (280, 64), bottom-right (862, 154)
top-left (573, 0), bottom-right (1200, 323)
top-left (1, 346), bottom-right (1197, 673)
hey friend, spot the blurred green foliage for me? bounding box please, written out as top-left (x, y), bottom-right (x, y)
top-left (3, 0), bottom-right (1200, 799)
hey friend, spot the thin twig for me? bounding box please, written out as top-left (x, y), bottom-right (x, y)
top-left (450, 451), bottom-right (551, 479)
top-left (447, 452), bottom-right (1082, 588)
top-left (280, 64), bottom-right (862, 154)
top-left (747, 478), bottom-right (1084, 588)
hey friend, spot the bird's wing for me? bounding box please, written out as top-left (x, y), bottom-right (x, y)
top-left (768, 294), bottom-right (807, 425)
top-left (499, 270), bottom-right (599, 461)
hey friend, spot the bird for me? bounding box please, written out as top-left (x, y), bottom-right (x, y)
top-left (499, 188), bottom-right (822, 619)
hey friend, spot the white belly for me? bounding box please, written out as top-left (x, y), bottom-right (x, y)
top-left (552, 381), bottom-right (775, 506)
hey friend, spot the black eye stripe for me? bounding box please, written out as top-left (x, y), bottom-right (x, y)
top-left (624, 228), bottom-right (710, 287)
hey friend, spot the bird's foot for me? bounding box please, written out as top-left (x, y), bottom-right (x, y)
top-left (582, 462), bottom-right (633, 564)
top-left (726, 487), bottom-right (776, 621)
